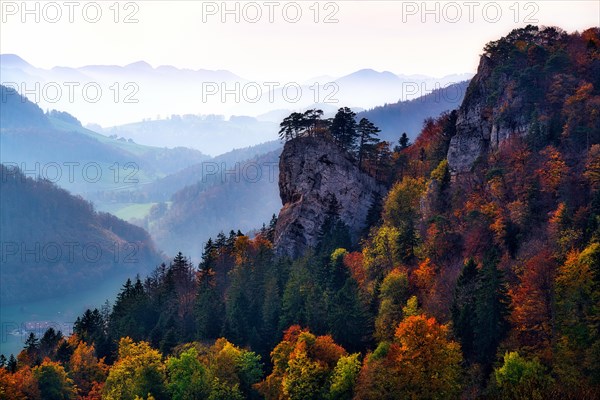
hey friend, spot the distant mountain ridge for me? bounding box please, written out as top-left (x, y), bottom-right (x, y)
top-left (358, 80), bottom-right (470, 143)
top-left (0, 85), bottom-right (210, 196)
top-left (101, 115), bottom-right (278, 156)
top-left (0, 54), bottom-right (473, 127)
top-left (132, 140), bottom-right (283, 202)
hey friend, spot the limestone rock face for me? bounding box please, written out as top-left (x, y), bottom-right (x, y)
top-left (447, 55), bottom-right (530, 174)
top-left (274, 136), bottom-right (386, 258)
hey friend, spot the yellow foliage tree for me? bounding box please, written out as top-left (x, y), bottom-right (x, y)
top-left (102, 337), bottom-right (166, 400)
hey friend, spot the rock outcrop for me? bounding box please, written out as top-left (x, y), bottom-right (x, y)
top-left (447, 55), bottom-right (530, 174)
top-left (274, 136), bottom-right (386, 258)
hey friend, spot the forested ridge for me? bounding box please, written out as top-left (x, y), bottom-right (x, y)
top-left (2, 25), bottom-right (600, 399)
top-left (0, 164), bottom-right (162, 304)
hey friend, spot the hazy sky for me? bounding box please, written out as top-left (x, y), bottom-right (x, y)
top-left (1, 1), bottom-right (598, 80)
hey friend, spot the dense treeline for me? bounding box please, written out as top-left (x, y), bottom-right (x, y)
top-left (2, 25), bottom-right (600, 399)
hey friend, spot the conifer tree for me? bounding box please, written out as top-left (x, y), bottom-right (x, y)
top-left (451, 259), bottom-right (479, 363)
top-left (195, 265), bottom-right (224, 340)
top-left (330, 107), bottom-right (358, 151)
top-left (474, 253), bottom-right (510, 370)
top-left (357, 118), bottom-right (381, 169)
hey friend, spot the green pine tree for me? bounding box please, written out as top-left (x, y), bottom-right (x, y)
top-left (330, 107), bottom-right (358, 151)
top-left (451, 258), bottom-right (479, 363)
top-left (357, 117), bottom-right (381, 169)
top-left (195, 266), bottom-right (224, 340)
top-left (474, 253), bottom-right (510, 370)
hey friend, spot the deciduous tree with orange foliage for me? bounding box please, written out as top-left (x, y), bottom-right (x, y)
top-left (508, 249), bottom-right (556, 361)
top-left (69, 340), bottom-right (108, 398)
top-left (355, 315), bottom-right (462, 400)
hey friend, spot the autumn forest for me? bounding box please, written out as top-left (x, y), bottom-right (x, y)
top-left (2, 25), bottom-right (600, 400)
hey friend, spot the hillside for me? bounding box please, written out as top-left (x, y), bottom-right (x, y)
top-left (0, 164), bottom-right (163, 304)
top-left (357, 80), bottom-right (470, 143)
top-left (149, 149), bottom-right (282, 258)
top-left (0, 85), bottom-right (209, 196)
top-left (123, 140), bottom-right (282, 203)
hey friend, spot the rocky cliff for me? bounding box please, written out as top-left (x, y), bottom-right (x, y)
top-left (274, 136), bottom-right (386, 258)
top-left (445, 25), bottom-right (595, 175)
top-left (447, 54), bottom-right (532, 174)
